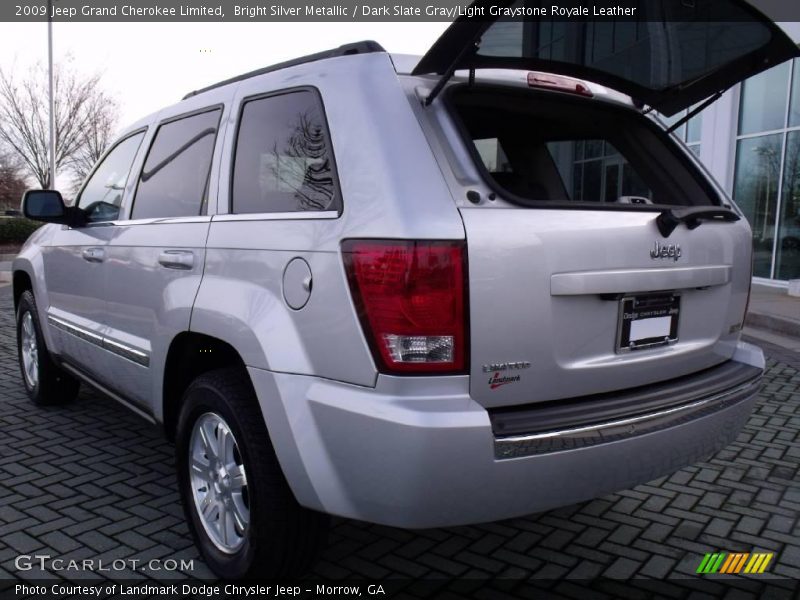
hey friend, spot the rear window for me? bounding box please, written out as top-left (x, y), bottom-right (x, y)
top-left (451, 86), bottom-right (716, 208)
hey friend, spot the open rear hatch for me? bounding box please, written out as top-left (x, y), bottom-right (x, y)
top-left (413, 1), bottom-right (797, 409)
top-left (413, 0), bottom-right (799, 116)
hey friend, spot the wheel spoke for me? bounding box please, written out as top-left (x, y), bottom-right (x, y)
top-left (217, 425), bottom-right (233, 465)
top-left (230, 464), bottom-right (247, 489)
top-left (202, 496), bottom-right (218, 521)
top-left (220, 504), bottom-right (231, 545)
top-left (191, 454), bottom-right (211, 481)
top-left (223, 505), bottom-right (239, 545)
top-left (200, 421), bottom-right (218, 458)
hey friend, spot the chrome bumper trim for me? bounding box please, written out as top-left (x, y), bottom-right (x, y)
top-left (494, 376), bottom-right (761, 459)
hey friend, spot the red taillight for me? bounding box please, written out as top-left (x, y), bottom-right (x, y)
top-left (342, 240), bottom-right (468, 374)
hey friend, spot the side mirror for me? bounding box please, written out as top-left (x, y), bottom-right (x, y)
top-left (21, 190), bottom-right (85, 227)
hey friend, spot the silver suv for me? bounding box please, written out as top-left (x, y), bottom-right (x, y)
top-left (12, 2), bottom-right (798, 580)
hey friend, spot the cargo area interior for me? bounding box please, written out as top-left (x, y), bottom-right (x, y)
top-left (447, 85), bottom-right (720, 209)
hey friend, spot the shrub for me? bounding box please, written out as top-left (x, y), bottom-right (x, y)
top-left (0, 217), bottom-right (44, 245)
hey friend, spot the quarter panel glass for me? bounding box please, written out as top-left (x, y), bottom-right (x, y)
top-left (232, 90), bottom-right (340, 214)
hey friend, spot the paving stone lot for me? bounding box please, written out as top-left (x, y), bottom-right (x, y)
top-left (0, 284), bottom-right (798, 596)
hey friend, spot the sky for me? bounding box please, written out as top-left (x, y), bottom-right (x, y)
top-left (0, 21), bottom-right (449, 129)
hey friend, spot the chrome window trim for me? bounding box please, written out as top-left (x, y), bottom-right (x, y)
top-left (108, 216), bottom-right (212, 227)
top-left (494, 377), bottom-right (761, 459)
top-left (213, 211), bottom-right (339, 222)
top-left (47, 315), bottom-right (150, 368)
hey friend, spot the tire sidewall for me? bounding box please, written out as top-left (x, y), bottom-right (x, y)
top-left (176, 382), bottom-right (260, 580)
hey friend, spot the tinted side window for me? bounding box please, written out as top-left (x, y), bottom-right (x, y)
top-left (132, 109), bottom-right (221, 220)
top-left (232, 90), bottom-right (340, 214)
top-left (77, 132), bottom-right (145, 223)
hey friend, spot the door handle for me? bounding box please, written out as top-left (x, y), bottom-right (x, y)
top-left (158, 250), bottom-right (194, 270)
top-left (81, 247), bottom-right (106, 263)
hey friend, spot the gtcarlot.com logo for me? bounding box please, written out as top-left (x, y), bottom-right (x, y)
top-left (15, 554), bottom-right (194, 573)
top-left (697, 551), bottom-right (773, 575)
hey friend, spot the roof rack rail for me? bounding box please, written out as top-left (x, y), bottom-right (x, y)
top-left (182, 40), bottom-right (386, 100)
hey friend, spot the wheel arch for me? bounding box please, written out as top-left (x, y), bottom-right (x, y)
top-left (13, 270), bottom-right (33, 312)
top-left (161, 331), bottom-right (248, 441)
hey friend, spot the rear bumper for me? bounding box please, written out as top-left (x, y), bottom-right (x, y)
top-left (251, 341), bottom-right (764, 529)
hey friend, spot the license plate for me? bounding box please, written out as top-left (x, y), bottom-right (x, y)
top-left (617, 294), bottom-right (680, 352)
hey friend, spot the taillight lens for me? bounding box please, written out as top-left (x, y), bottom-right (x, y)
top-left (342, 240), bottom-right (468, 374)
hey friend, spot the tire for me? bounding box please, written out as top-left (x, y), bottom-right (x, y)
top-left (16, 290), bottom-right (80, 405)
top-left (176, 368), bottom-right (329, 580)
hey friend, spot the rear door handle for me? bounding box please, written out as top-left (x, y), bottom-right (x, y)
top-left (158, 250), bottom-right (194, 270)
top-left (81, 247), bottom-right (106, 263)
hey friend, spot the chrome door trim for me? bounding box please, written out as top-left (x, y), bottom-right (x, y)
top-left (102, 337), bottom-right (150, 367)
top-left (48, 315), bottom-right (104, 346)
top-left (47, 314), bottom-right (150, 367)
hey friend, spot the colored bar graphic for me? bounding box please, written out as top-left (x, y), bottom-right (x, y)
top-left (698, 552), bottom-right (773, 574)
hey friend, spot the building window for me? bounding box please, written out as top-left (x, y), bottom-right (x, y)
top-left (733, 134), bottom-right (782, 278)
top-left (660, 107), bottom-right (702, 157)
top-left (733, 59), bottom-right (800, 281)
top-left (738, 62), bottom-right (792, 136)
top-left (777, 131), bottom-right (800, 280)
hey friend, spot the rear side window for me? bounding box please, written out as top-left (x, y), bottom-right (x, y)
top-left (131, 108), bottom-right (221, 220)
top-left (232, 89), bottom-right (340, 214)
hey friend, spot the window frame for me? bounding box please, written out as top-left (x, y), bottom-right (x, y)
top-left (227, 85), bottom-right (343, 219)
top-left (128, 104), bottom-right (223, 222)
top-left (73, 127), bottom-right (148, 225)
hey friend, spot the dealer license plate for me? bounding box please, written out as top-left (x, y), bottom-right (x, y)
top-left (617, 294), bottom-right (680, 352)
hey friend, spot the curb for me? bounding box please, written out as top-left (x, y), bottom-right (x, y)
top-left (746, 311), bottom-right (800, 339)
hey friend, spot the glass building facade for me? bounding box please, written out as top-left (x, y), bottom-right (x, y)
top-left (733, 59), bottom-right (800, 281)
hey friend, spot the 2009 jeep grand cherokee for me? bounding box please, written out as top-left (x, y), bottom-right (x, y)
top-left (12, 0), bottom-right (797, 580)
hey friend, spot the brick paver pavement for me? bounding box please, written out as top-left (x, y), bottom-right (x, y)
top-left (0, 285), bottom-right (798, 595)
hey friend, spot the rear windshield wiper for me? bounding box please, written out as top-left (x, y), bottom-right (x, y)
top-left (656, 207), bottom-right (740, 238)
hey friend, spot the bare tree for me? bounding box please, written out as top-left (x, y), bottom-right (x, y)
top-left (0, 148), bottom-right (28, 211)
top-left (69, 103), bottom-right (116, 194)
top-left (0, 60), bottom-right (118, 189)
